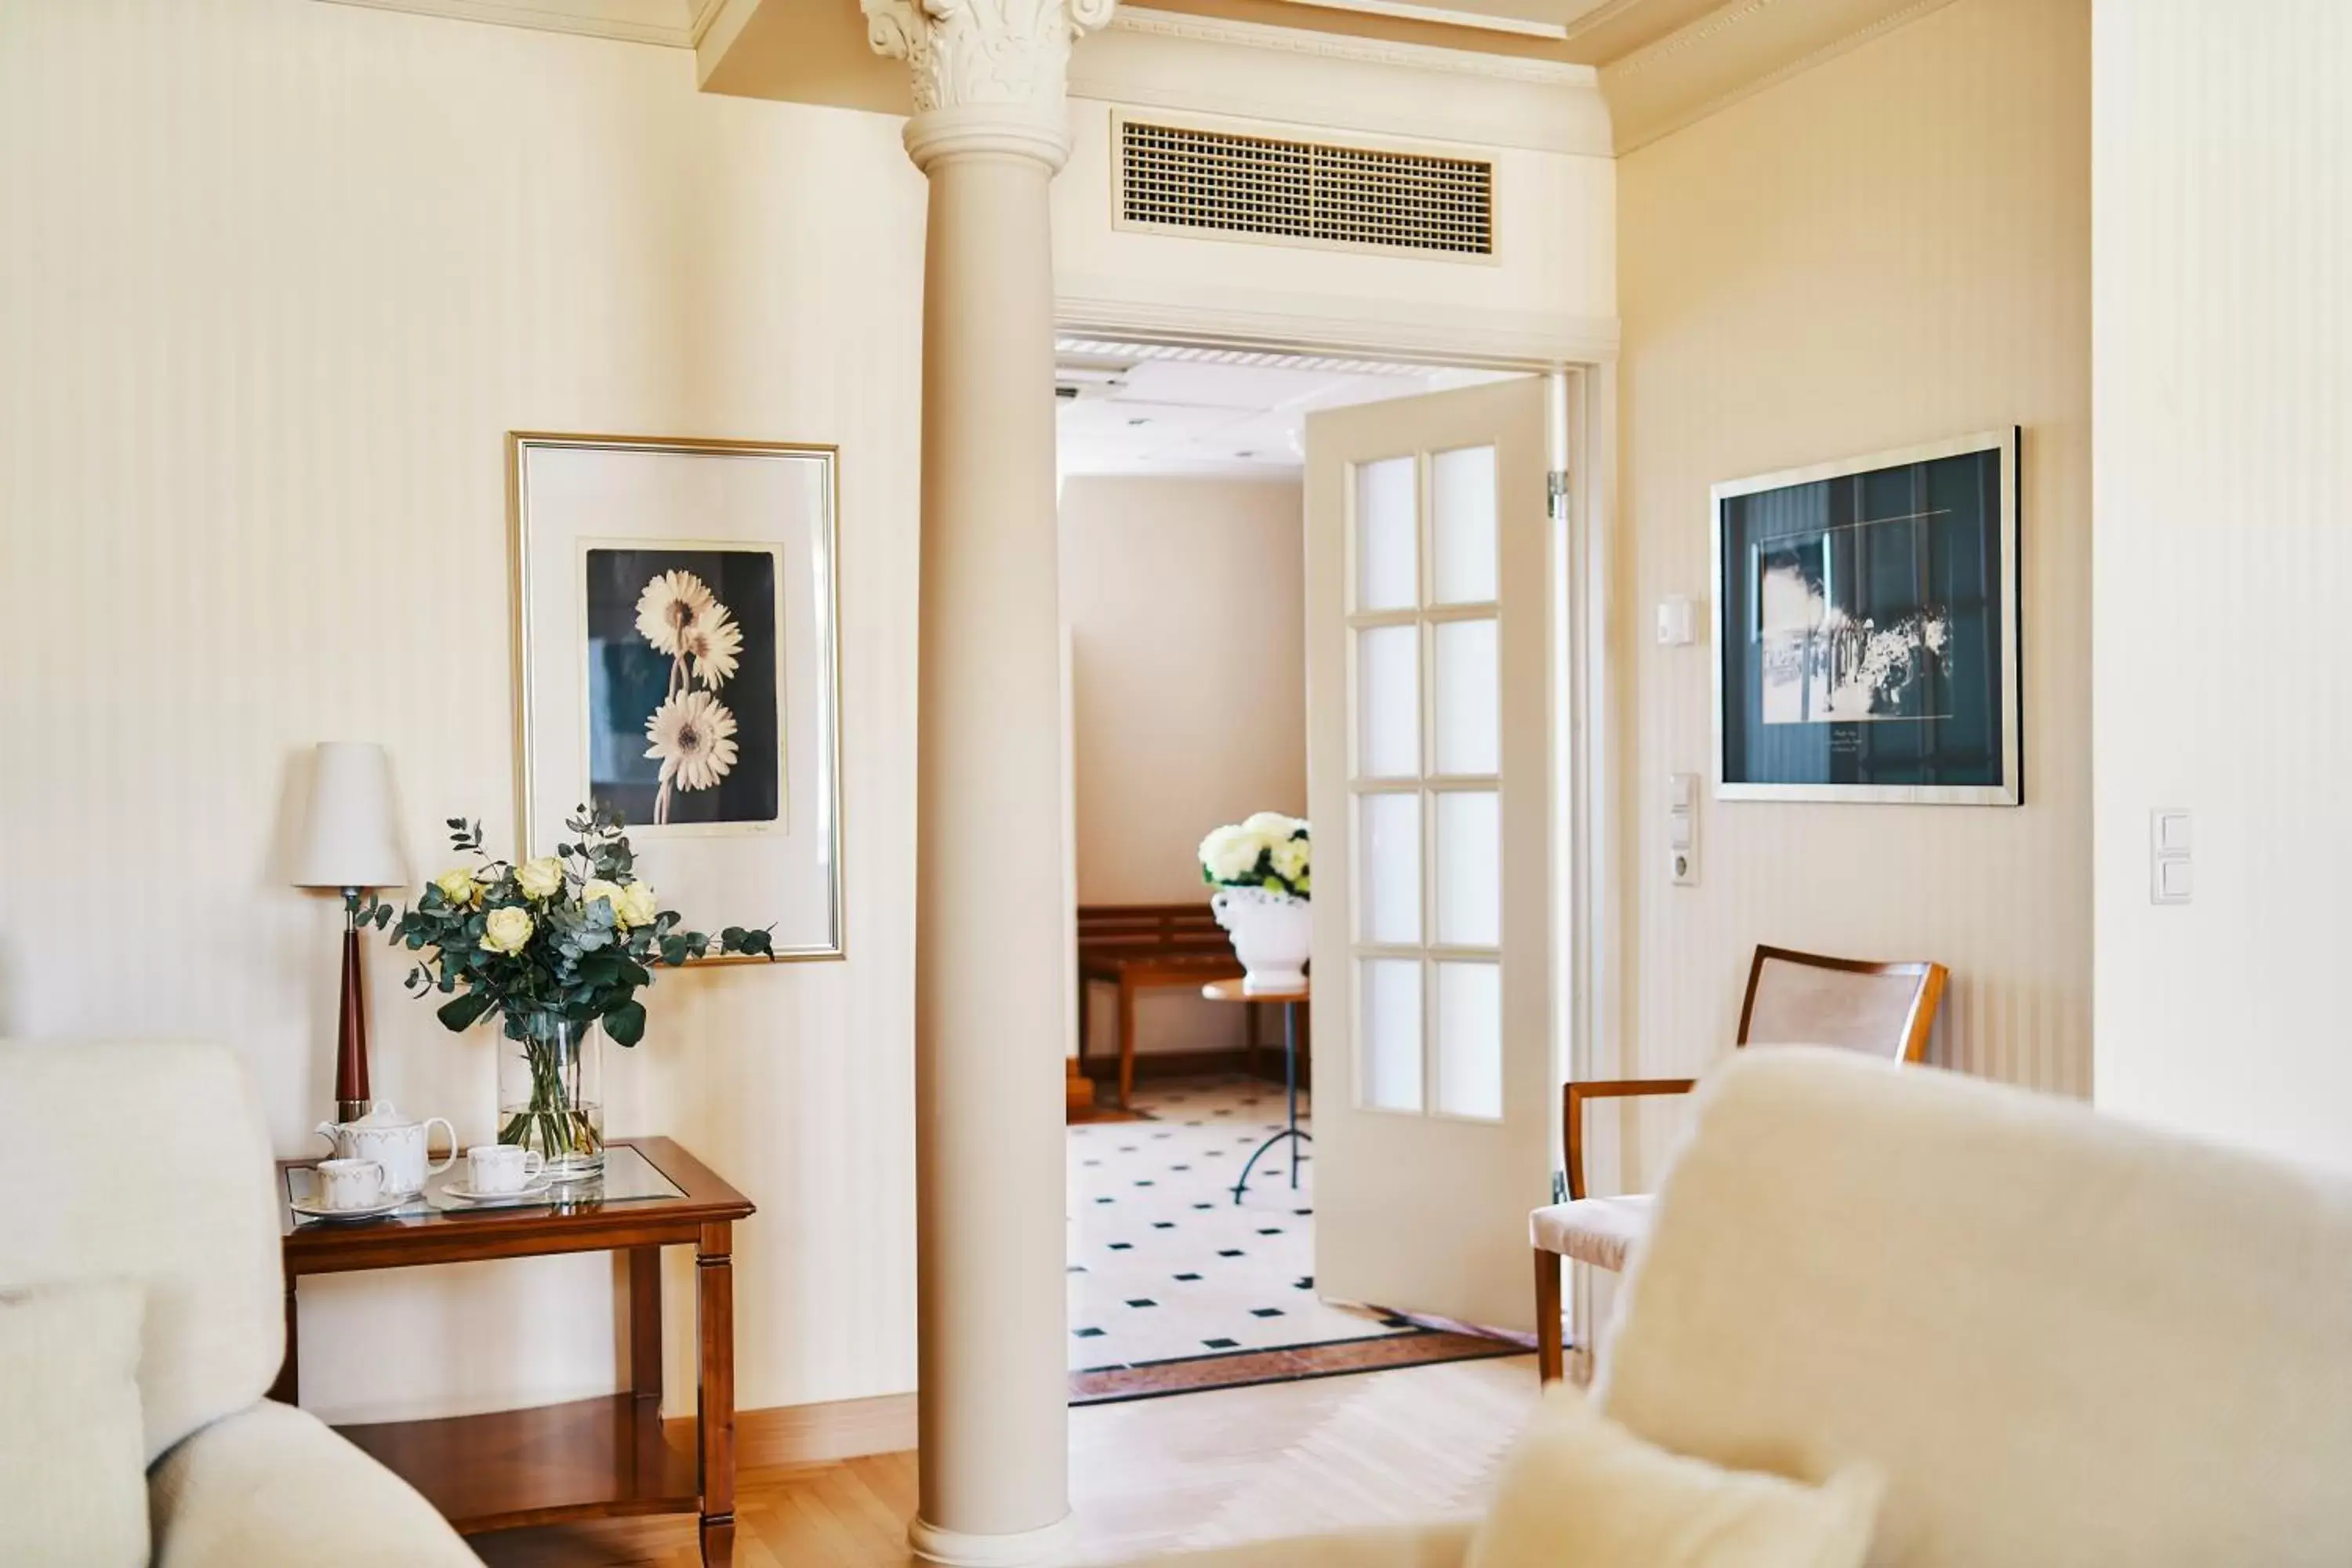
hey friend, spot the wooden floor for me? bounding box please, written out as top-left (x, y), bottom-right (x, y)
top-left (474, 1353), bottom-right (1538, 1567)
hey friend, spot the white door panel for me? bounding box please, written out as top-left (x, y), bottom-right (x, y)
top-left (1307, 377), bottom-right (1555, 1332)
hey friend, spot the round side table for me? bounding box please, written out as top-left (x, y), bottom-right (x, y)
top-left (1202, 978), bottom-right (1309, 1203)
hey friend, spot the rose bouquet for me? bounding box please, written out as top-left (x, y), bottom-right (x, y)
top-left (1198, 811), bottom-right (1311, 898)
top-left (360, 804), bottom-right (772, 1174)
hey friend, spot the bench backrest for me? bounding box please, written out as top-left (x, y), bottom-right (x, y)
top-left (1077, 902), bottom-right (1229, 958)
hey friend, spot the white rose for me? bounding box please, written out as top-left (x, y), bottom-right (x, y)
top-left (616, 882), bottom-right (660, 930)
top-left (580, 879), bottom-right (624, 922)
top-left (432, 866), bottom-right (481, 908)
top-left (1269, 836), bottom-right (1310, 883)
top-left (1199, 824), bottom-right (1269, 883)
top-left (516, 856), bottom-right (564, 901)
top-left (480, 906), bottom-right (535, 956)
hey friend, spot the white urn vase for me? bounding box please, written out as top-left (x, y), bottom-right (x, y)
top-left (1210, 887), bottom-right (1312, 994)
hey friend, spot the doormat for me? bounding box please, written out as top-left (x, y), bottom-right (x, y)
top-left (1069, 1325), bottom-right (1527, 1406)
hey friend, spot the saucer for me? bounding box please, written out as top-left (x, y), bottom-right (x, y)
top-left (440, 1175), bottom-right (556, 1203)
top-left (289, 1194), bottom-right (408, 1222)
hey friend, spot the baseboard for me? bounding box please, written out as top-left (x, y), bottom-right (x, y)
top-left (668, 1391), bottom-right (917, 1469)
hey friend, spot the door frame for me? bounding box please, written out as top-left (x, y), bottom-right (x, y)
top-left (1051, 293), bottom-right (1621, 1349)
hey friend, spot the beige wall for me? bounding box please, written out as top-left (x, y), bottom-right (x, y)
top-left (0, 0), bottom-right (925, 1423)
top-left (2090, 0), bottom-right (2352, 1168)
top-left (1610, 0), bottom-right (2092, 1133)
top-left (1061, 474), bottom-right (1305, 1056)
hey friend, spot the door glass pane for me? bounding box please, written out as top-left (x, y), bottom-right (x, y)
top-left (1434, 790), bottom-right (1500, 948)
top-left (1356, 456), bottom-right (1417, 612)
top-left (1356, 624), bottom-right (1420, 779)
top-left (1431, 445), bottom-right (1497, 605)
top-left (1432, 618), bottom-right (1497, 776)
top-left (1356, 792), bottom-right (1422, 946)
top-left (1359, 959), bottom-right (1425, 1112)
top-left (1435, 961), bottom-right (1502, 1120)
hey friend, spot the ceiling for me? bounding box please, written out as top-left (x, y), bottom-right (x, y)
top-left (329, 0), bottom-right (1956, 155)
top-left (1054, 341), bottom-right (1521, 479)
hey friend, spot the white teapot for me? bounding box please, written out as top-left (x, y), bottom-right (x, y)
top-left (314, 1102), bottom-right (456, 1198)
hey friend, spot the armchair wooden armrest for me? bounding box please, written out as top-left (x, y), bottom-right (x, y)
top-left (1563, 1077), bottom-right (1698, 1200)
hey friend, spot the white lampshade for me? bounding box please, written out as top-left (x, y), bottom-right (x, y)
top-left (292, 742), bottom-right (410, 891)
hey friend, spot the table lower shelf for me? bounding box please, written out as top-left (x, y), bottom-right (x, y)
top-left (339, 1393), bottom-right (700, 1534)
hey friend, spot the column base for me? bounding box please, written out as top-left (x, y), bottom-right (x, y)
top-left (909, 1512), bottom-right (1077, 1566)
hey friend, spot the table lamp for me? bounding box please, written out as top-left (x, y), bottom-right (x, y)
top-left (292, 742), bottom-right (410, 1122)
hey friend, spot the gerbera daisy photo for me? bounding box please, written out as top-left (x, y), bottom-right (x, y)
top-left (585, 544), bottom-right (782, 829)
top-left (634, 569), bottom-right (719, 659)
top-left (644, 688), bottom-right (739, 822)
top-left (680, 607), bottom-right (743, 689)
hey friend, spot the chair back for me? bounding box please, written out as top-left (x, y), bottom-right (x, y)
top-left (1599, 1049), bottom-right (2352, 1566)
top-left (0, 1041), bottom-right (284, 1461)
top-left (1737, 946), bottom-right (1946, 1062)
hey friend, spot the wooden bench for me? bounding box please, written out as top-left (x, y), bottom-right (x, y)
top-left (1076, 902), bottom-right (1247, 1109)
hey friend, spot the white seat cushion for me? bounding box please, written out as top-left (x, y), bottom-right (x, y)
top-left (1530, 1195), bottom-right (1654, 1272)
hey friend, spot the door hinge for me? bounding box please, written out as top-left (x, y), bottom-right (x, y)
top-left (1546, 470), bottom-right (1570, 522)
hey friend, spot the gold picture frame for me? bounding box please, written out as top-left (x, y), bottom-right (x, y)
top-left (508, 432), bottom-right (846, 962)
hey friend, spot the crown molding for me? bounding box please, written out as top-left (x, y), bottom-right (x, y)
top-left (1105, 7), bottom-right (1592, 85)
top-left (310, 0), bottom-right (697, 48)
top-left (1600, 0), bottom-right (1956, 154)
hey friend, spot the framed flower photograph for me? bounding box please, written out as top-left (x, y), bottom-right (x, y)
top-left (584, 545), bottom-right (784, 830)
top-left (510, 434), bottom-right (844, 960)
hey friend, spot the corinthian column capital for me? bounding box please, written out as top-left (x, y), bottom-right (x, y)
top-left (865, 0), bottom-right (1116, 169)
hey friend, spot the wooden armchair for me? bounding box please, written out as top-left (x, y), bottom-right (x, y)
top-left (1532, 945), bottom-right (1949, 1381)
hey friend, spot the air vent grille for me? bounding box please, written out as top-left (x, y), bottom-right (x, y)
top-left (1119, 120), bottom-right (1494, 259)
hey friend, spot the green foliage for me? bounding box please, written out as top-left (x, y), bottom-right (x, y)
top-left (366, 803), bottom-right (775, 1049)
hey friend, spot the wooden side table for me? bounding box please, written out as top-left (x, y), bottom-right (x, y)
top-left (1202, 978), bottom-right (1310, 1202)
top-left (274, 1138), bottom-right (753, 1566)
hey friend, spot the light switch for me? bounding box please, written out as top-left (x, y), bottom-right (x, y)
top-left (1657, 594), bottom-right (1696, 647)
top-left (2150, 808), bottom-right (2190, 905)
top-left (1667, 773), bottom-right (1698, 885)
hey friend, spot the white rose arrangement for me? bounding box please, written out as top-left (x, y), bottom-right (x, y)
top-left (1198, 811), bottom-right (1311, 898)
top-left (355, 804), bottom-right (776, 1162)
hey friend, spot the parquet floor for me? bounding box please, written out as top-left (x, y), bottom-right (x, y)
top-left (474, 1352), bottom-right (1538, 1567)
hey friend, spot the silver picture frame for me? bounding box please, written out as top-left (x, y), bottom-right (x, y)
top-left (1710, 427), bottom-right (2021, 805)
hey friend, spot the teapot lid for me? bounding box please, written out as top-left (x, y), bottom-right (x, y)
top-left (347, 1102), bottom-right (410, 1127)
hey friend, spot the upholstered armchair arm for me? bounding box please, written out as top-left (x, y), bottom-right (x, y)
top-left (1564, 1078), bottom-right (1697, 1200)
top-left (1119, 1520), bottom-right (1477, 1567)
top-left (149, 1401), bottom-right (477, 1568)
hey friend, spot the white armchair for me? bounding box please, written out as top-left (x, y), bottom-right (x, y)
top-left (0, 1041), bottom-right (477, 1566)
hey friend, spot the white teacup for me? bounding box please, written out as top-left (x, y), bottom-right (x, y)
top-left (466, 1144), bottom-right (546, 1195)
top-left (316, 1157), bottom-right (387, 1211)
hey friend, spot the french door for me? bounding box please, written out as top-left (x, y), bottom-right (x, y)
top-left (1305, 376), bottom-right (1557, 1331)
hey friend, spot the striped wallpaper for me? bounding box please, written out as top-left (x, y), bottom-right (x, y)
top-left (1605, 0), bottom-right (2092, 1184)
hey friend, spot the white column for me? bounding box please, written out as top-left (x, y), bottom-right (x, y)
top-left (865, 0), bottom-right (1111, 1562)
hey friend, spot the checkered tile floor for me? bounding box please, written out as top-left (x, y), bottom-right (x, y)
top-left (1066, 1075), bottom-right (1414, 1371)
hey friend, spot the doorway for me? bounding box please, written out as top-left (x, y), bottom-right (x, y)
top-left (1054, 339), bottom-right (1570, 1402)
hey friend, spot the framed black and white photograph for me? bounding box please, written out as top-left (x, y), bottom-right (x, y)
top-left (583, 544), bottom-right (784, 831)
top-left (511, 434), bottom-right (844, 959)
top-left (1712, 428), bottom-right (2020, 804)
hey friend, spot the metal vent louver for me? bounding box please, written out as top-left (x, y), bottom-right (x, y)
top-left (1118, 119), bottom-right (1494, 259)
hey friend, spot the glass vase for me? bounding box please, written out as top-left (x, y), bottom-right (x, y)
top-left (499, 1014), bottom-right (605, 1181)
